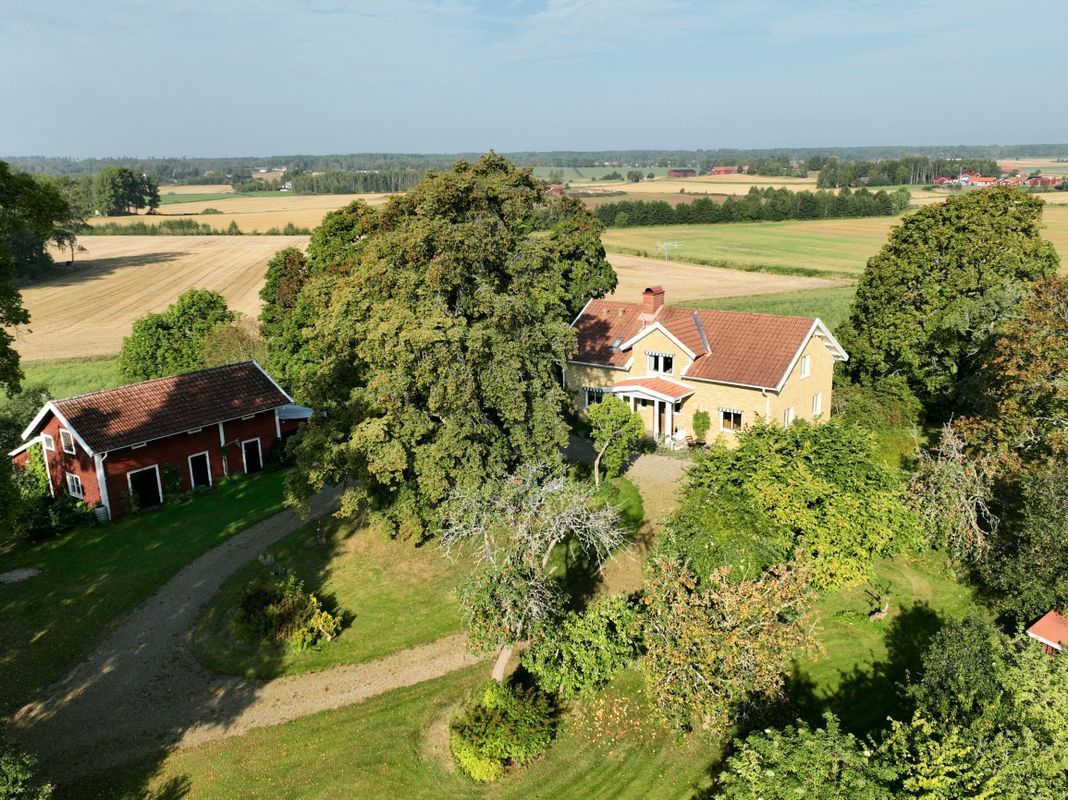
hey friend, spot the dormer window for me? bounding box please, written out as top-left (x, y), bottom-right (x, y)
top-left (610, 337), bottom-right (624, 351)
top-left (646, 352), bottom-right (674, 375)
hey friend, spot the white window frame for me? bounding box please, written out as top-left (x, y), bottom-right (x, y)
top-left (799, 354), bottom-right (811, 379)
top-left (645, 351), bottom-right (674, 376)
top-left (65, 471), bottom-right (83, 499)
top-left (59, 428), bottom-right (76, 455)
top-left (583, 387), bottom-right (606, 409)
top-left (126, 464), bottom-right (163, 504)
top-left (241, 437), bottom-right (263, 474)
top-left (783, 407), bottom-right (795, 426)
top-left (42, 433), bottom-right (55, 451)
top-left (720, 408), bottom-right (743, 433)
top-left (187, 450), bottom-right (213, 488)
top-left (812, 393), bottom-right (823, 418)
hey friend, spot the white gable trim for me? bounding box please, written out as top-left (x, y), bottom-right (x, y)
top-left (8, 436), bottom-right (42, 458)
top-left (1027, 630), bottom-right (1064, 651)
top-left (773, 319), bottom-right (849, 393)
top-left (568, 358), bottom-right (633, 372)
top-left (21, 402), bottom-right (96, 456)
top-left (568, 298), bottom-right (594, 329)
top-left (619, 322), bottom-right (697, 360)
top-left (609, 384), bottom-right (693, 403)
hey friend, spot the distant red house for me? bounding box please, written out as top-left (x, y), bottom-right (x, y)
top-left (10, 362), bottom-right (310, 519)
top-left (545, 184), bottom-right (564, 197)
top-left (667, 168), bottom-right (697, 178)
top-left (933, 176), bottom-right (953, 185)
top-left (1027, 610), bottom-right (1068, 655)
top-left (710, 166), bottom-right (737, 175)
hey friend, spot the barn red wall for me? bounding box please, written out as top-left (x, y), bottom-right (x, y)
top-left (103, 411), bottom-right (280, 516)
top-left (37, 413), bottom-right (102, 507)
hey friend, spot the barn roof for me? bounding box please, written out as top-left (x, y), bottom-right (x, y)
top-left (1027, 610), bottom-right (1068, 652)
top-left (22, 362), bottom-right (291, 454)
top-left (571, 292), bottom-right (847, 391)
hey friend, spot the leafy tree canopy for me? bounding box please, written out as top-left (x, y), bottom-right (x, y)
top-left (588, 395), bottom-right (644, 486)
top-left (662, 419), bottom-right (918, 589)
top-left (838, 188), bottom-right (1059, 413)
top-left (285, 154), bottom-right (616, 531)
top-left (117, 289), bottom-right (235, 381)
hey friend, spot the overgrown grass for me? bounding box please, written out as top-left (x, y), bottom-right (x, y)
top-left (0, 470), bottom-right (288, 715)
top-left (689, 286), bottom-right (857, 331)
top-left (191, 518), bottom-right (468, 680)
top-left (19, 356), bottom-right (121, 399)
top-left (60, 666), bottom-right (716, 800)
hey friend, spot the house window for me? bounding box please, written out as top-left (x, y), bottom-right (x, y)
top-left (812, 393), bottom-right (823, 418)
top-left (783, 407), bottom-right (796, 426)
top-left (646, 352), bottom-right (674, 375)
top-left (65, 472), bottom-right (83, 499)
top-left (59, 429), bottom-right (76, 454)
top-left (674, 399), bottom-right (682, 413)
top-left (720, 408), bottom-right (743, 432)
top-left (42, 434), bottom-right (55, 451)
top-left (583, 387), bottom-right (606, 408)
top-left (639, 398), bottom-right (649, 408)
top-left (799, 354), bottom-right (811, 379)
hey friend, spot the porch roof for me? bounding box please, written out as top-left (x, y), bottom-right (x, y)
top-left (1027, 610), bottom-right (1068, 651)
top-left (612, 377), bottom-right (693, 400)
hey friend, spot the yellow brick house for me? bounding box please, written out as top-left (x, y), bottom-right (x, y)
top-left (564, 286), bottom-right (847, 444)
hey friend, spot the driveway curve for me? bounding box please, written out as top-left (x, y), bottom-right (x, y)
top-left (11, 486), bottom-right (479, 781)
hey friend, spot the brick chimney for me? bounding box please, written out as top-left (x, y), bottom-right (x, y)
top-left (642, 285), bottom-right (665, 318)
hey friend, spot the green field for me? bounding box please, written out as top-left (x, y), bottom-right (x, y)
top-left (690, 286), bottom-right (857, 331)
top-left (19, 356), bottom-right (120, 399)
top-left (0, 470), bottom-right (288, 715)
top-left (602, 204), bottom-right (1068, 278)
top-left (158, 190), bottom-right (291, 205)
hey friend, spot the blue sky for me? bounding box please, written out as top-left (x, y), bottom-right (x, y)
top-left (2, 0), bottom-right (1066, 157)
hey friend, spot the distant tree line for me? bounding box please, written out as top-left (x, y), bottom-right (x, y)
top-left (594, 186), bottom-right (911, 227)
top-left (85, 219), bottom-right (243, 236)
top-left (817, 156), bottom-right (1001, 188)
top-left (234, 170), bottom-right (426, 194)
top-left (713, 157), bottom-right (809, 177)
top-left (6, 144), bottom-right (1065, 179)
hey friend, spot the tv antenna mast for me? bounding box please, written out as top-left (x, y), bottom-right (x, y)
top-left (656, 241), bottom-right (680, 289)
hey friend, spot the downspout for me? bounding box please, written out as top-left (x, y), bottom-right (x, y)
top-left (218, 421), bottom-right (229, 476)
top-left (94, 452), bottom-right (112, 520)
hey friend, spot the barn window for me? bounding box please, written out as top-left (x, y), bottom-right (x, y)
top-left (240, 414), bottom-right (256, 421)
top-left (42, 434), bottom-right (55, 451)
top-left (59, 429), bottom-right (76, 454)
top-left (720, 408), bottom-right (743, 432)
top-left (65, 472), bottom-right (83, 499)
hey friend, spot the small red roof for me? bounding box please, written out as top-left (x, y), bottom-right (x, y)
top-left (613, 377), bottom-right (693, 399)
top-left (1027, 610), bottom-right (1068, 651)
top-left (36, 362), bottom-right (291, 453)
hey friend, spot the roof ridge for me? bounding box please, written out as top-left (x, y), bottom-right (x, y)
top-left (55, 361), bottom-right (257, 404)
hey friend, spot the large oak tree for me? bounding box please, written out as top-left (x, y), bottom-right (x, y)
top-left (284, 154), bottom-right (616, 533)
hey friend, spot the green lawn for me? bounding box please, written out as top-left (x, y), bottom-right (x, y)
top-left (0, 470), bottom-right (288, 715)
top-left (19, 356), bottom-right (121, 399)
top-left (690, 286), bottom-right (857, 331)
top-left (794, 550), bottom-right (984, 735)
top-left (61, 666), bottom-right (716, 800)
top-left (191, 517), bottom-right (468, 679)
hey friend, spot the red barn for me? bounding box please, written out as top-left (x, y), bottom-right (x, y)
top-left (667, 168), bottom-right (696, 178)
top-left (709, 166), bottom-right (737, 175)
top-left (10, 362), bottom-right (310, 519)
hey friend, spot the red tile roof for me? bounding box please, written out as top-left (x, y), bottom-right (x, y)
top-left (613, 377), bottom-right (693, 399)
top-left (44, 362), bottom-right (290, 453)
top-left (1027, 610), bottom-right (1068, 651)
top-left (573, 297), bottom-right (828, 389)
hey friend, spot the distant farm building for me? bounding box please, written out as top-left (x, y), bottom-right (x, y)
top-left (10, 362), bottom-right (310, 520)
top-left (709, 166), bottom-right (738, 175)
top-left (1027, 610), bottom-right (1068, 655)
top-left (667, 168), bottom-right (697, 178)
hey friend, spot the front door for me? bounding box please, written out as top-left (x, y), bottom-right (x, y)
top-left (189, 452), bottom-right (211, 488)
top-left (128, 466), bottom-right (162, 508)
top-left (242, 438), bottom-right (263, 474)
top-left (657, 401), bottom-right (666, 438)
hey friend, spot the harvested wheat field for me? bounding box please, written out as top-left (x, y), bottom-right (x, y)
top-left (16, 236), bottom-right (308, 360)
top-left (605, 253), bottom-right (845, 303)
top-left (86, 192), bottom-right (394, 233)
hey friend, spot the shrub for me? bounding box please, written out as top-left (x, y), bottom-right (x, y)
top-left (201, 208), bottom-right (222, 215)
top-left (236, 570), bottom-right (341, 650)
top-left (0, 739), bottom-right (53, 799)
top-left (691, 410), bottom-right (710, 440)
top-left (161, 464), bottom-right (184, 502)
top-left (524, 595), bottom-right (643, 697)
top-left (450, 680), bottom-right (555, 782)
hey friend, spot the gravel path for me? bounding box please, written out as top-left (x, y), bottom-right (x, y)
top-left (10, 486), bottom-right (479, 780)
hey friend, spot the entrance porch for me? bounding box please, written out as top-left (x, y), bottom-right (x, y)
top-left (606, 377), bottom-right (693, 447)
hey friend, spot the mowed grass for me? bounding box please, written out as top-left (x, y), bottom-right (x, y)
top-left (0, 470), bottom-right (288, 715)
top-left (191, 518), bottom-right (468, 680)
top-left (61, 666), bottom-right (716, 800)
top-left (19, 356), bottom-right (121, 398)
top-left (690, 285), bottom-right (857, 330)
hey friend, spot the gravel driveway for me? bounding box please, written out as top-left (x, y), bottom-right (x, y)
top-left (11, 486), bottom-right (478, 780)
